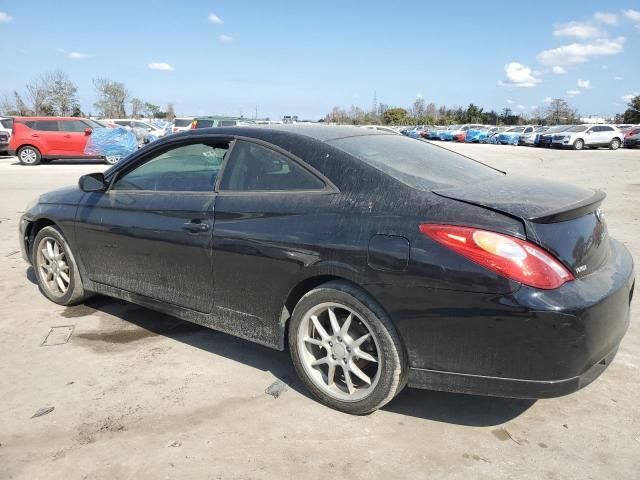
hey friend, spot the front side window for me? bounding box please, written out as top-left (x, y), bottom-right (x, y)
top-left (111, 142), bottom-right (228, 192)
top-left (34, 120), bottom-right (60, 131)
top-left (219, 141), bottom-right (325, 191)
top-left (62, 120), bottom-right (90, 132)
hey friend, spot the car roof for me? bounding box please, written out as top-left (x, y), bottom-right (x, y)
top-left (191, 124), bottom-right (388, 142)
top-left (13, 116), bottom-right (89, 121)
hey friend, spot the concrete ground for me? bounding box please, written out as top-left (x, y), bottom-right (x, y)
top-left (0, 144), bottom-right (639, 480)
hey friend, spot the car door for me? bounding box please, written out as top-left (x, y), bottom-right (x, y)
top-left (212, 139), bottom-right (336, 323)
top-left (31, 120), bottom-right (66, 154)
top-left (75, 139), bottom-right (229, 312)
top-left (584, 126), bottom-right (600, 145)
top-left (60, 119), bottom-right (91, 156)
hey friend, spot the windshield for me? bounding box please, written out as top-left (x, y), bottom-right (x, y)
top-left (506, 127), bottom-right (525, 133)
top-left (329, 135), bottom-right (502, 190)
top-left (567, 125), bottom-right (588, 132)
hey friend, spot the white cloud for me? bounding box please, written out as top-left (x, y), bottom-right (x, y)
top-left (219, 34), bottom-right (233, 43)
top-left (577, 78), bottom-right (591, 89)
top-left (208, 13), bottom-right (222, 24)
top-left (68, 52), bottom-right (88, 59)
top-left (416, 92), bottom-right (423, 98)
top-left (498, 62), bottom-right (541, 87)
top-left (148, 62), bottom-right (174, 71)
top-left (621, 92), bottom-right (638, 103)
top-left (552, 66), bottom-right (567, 74)
top-left (553, 21), bottom-right (603, 39)
top-left (517, 104), bottom-right (525, 110)
top-left (0, 12), bottom-right (12, 22)
top-left (506, 99), bottom-right (514, 104)
top-left (543, 97), bottom-right (553, 103)
top-left (623, 9), bottom-right (640, 22)
top-left (601, 65), bottom-right (608, 70)
top-left (594, 12), bottom-right (618, 25)
top-left (567, 89), bottom-right (581, 96)
top-left (614, 76), bottom-right (624, 80)
top-left (537, 37), bottom-right (625, 66)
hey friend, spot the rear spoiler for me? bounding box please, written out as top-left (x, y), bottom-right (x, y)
top-left (527, 190), bottom-right (606, 224)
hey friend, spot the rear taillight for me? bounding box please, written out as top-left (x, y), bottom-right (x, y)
top-left (191, 121), bottom-right (197, 129)
top-left (419, 224), bottom-right (573, 289)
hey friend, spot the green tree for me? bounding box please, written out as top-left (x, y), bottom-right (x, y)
top-left (622, 95), bottom-right (640, 123)
top-left (382, 107), bottom-right (408, 125)
top-left (93, 78), bottom-right (130, 118)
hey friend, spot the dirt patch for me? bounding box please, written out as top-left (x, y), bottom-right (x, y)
top-left (74, 328), bottom-right (158, 344)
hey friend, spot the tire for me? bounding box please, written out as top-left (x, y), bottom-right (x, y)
top-left (17, 146), bottom-right (42, 166)
top-left (609, 138), bottom-right (621, 150)
top-left (289, 280), bottom-right (406, 414)
top-left (573, 139), bottom-right (584, 150)
top-left (32, 225), bottom-right (92, 306)
top-left (104, 155), bottom-right (121, 165)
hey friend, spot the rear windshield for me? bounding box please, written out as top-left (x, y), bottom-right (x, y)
top-left (174, 118), bottom-right (192, 127)
top-left (329, 135), bottom-right (502, 189)
top-left (195, 120), bottom-right (214, 128)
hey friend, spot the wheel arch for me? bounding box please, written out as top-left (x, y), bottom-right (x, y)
top-left (279, 269), bottom-right (388, 351)
top-left (25, 217), bottom-right (57, 257)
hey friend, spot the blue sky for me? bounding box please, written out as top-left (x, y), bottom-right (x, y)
top-left (0, 0), bottom-right (638, 120)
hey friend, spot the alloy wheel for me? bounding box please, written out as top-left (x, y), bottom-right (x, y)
top-left (297, 302), bottom-right (381, 401)
top-left (19, 148), bottom-right (38, 164)
top-left (36, 237), bottom-right (70, 297)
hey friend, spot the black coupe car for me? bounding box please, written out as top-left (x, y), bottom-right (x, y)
top-left (19, 125), bottom-right (634, 414)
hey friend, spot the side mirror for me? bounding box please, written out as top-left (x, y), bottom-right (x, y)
top-left (148, 127), bottom-right (152, 132)
top-left (84, 128), bottom-right (92, 136)
top-left (79, 172), bottom-right (107, 192)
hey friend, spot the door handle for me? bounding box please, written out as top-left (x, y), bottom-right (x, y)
top-left (182, 220), bottom-right (210, 233)
top-left (32, 134), bottom-right (40, 137)
top-left (64, 134), bottom-right (72, 138)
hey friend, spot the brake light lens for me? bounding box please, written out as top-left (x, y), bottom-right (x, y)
top-left (419, 224), bottom-right (573, 289)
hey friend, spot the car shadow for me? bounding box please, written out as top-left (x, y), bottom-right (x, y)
top-left (45, 281), bottom-right (533, 426)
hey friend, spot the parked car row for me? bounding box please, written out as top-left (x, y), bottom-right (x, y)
top-left (402, 123), bottom-right (639, 150)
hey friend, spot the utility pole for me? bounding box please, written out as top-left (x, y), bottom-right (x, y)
top-left (372, 91), bottom-right (378, 116)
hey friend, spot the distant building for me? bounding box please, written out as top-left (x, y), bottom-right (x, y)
top-left (580, 116), bottom-right (606, 124)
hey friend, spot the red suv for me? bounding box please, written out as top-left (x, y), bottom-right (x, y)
top-left (9, 117), bottom-right (107, 165)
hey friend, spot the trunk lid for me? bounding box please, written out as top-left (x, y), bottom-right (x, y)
top-left (434, 175), bottom-right (609, 278)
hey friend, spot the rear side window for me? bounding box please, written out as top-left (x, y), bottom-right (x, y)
top-left (220, 141), bottom-right (325, 191)
top-left (61, 120), bottom-right (89, 132)
top-left (195, 119), bottom-right (214, 128)
top-left (33, 120), bottom-right (60, 131)
top-left (329, 135), bottom-right (501, 189)
top-left (600, 126), bottom-right (613, 132)
top-left (0, 119), bottom-right (12, 129)
top-left (174, 119), bottom-right (192, 127)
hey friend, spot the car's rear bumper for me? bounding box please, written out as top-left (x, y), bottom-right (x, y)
top-left (408, 344), bottom-right (620, 398)
top-left (374, 238), bottom-right (634, 399)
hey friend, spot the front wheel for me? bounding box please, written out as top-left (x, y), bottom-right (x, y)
top-left (32, 226), bottom-right (93, 305)
top-left (289, 281), bottom-right (406, 414)
top-left (573, 139), bottom-right (584, 150)
top-left (17, 146), bottom-right (42, 165)
top-left (609, 138), bottom-right (621, 150)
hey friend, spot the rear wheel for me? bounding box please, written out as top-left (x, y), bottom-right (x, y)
top-left (609, 138), bottom-right (621, 150)
top-left (104, 155), bottom-right (121, 165)
top-left (17, 146), bottom-right (41, 165)
top-left (289, 280), bottom-right (406, 414)
top-left (573, 139), bottom-right (584, 150)
top-left (32, 226), bottom-right (92, 305)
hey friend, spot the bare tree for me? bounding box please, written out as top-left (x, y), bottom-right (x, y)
top-left (25, 75), bottom-right (50, 115)
top-left (45, 71), bottom-right (78, 116)
top-left (14, 91), bottom-right (30, 115)
top-left (93, 78), bottom-right (130, 118)
top-left (0, 93), bottom-right (16, 115)
top-left (165, 103), bottom-right (176, 121)
top-left (130, 98), bottom-right (145, 119)
top-left (411, 97), bottom-right (427, 118)
top-left (545, 98), bottom-right (578, 125)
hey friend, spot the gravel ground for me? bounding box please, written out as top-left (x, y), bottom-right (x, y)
top-left (0, 143), bottom-right (638, 480)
